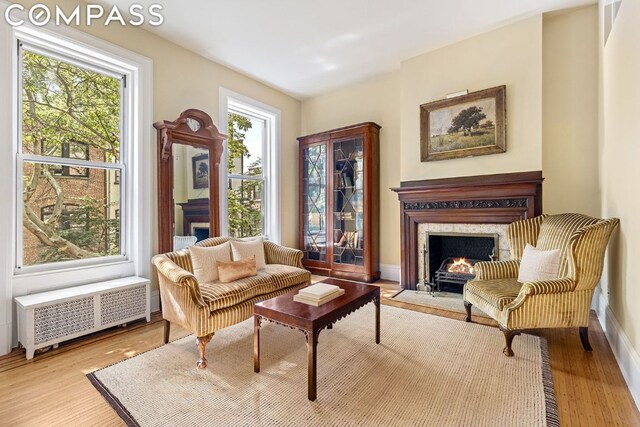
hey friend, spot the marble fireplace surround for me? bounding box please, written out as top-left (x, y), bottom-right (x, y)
top-left (391, 171), bottom-right (544, 290)
top-left (417, 222), bottom-right (510, 283)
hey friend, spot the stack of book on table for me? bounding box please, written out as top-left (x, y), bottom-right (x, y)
top-left (294, 283), bottom-right (345, 306)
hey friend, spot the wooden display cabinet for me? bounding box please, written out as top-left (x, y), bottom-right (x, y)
top-left (298, 122), bottom-right (380, 282)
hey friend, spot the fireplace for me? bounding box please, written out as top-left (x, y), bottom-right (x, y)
top-left (422, 232), bottom-right (499, 293)
top-left (392, 171), bottom-right (544, 290)
top-left (178, 198), bottom-right (210, 238)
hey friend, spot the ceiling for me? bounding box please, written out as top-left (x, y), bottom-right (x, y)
top-left (103, 0), bottom-right (594, 99)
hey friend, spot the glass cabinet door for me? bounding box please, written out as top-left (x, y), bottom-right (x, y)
top-left (332, 137), bottom-right (364, 266)
top-left (302, 144), bottom-right (327, 262)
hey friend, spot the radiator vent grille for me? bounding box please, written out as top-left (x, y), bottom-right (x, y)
top-left (100, 285), bottom-right (147, 325)
top-left (34, 297), bottom-right (94, 345)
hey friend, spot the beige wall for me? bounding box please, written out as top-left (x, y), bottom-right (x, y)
top-left (28, 0), bottom-right (302, 258)
top-left (301, 72), bottom-right (401, 266)
top-left (300, 12), bottom-right (603, 270)
top-left (301, 15), bottom-right (546, 268)
top-left (400, 15), bottom-right (543, 181)
top-left (600, 0), bottom-right (640, 353)
top-left (543, 7), bottom-right (600, 216)
top-left (21, 2), bottom-right (605, 284)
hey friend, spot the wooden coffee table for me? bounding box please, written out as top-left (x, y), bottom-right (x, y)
top-left (253, 278), bottom-right (380, 401)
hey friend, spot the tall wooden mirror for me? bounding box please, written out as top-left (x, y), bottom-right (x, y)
top-left (154, 109), bottom-right (227, 253)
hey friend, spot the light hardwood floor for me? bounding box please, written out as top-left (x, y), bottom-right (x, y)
top-left (0, 279), bottom-right (638, 426)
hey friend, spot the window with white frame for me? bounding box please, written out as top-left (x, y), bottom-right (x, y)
top-left (17, 42), bottom-right (126, 270)
top-left (221, 92), bottom-right (280, 241)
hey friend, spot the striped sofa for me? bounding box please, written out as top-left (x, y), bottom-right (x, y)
top-left (152, 237), bottom-right (311, 368)
top-left (463, 213), bottom-right (619, 357)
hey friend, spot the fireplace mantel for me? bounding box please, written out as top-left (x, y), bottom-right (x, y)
top-left (391, 171), bottom-right (543, 289)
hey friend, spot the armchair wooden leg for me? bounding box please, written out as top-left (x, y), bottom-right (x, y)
top-left (196, 333), bottom-right (213, 369)
top-left (500, 327), bottom-right (521, 357)
top-left (163, 320), bottom-right (170, 344)
top-left (579, 327), bottom-right (592, 352)
top-left (464, 301), bottom-right (472, 322)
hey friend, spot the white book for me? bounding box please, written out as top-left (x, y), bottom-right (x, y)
top-left (294, 289), bottom-right (345, 306)
top-left (297, 288), bottom-right (343, 302)
top-left (298, 283), bottom-right (340, 299)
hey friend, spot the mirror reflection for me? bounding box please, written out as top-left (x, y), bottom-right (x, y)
top-left (172, 143), bottom-right (210, 251)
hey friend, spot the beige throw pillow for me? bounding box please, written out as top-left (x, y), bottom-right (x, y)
top-left (218, 256), bottom-right (257, 283)
top-left (517, 244), bottom-right (561, 283)
top-left (230, 237), bottom-right (266, 269)
top-left (189, 242), bottom-right (232, 283)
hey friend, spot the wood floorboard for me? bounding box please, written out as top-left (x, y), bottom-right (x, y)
top-left (0, 279), bottom-right (638, 426)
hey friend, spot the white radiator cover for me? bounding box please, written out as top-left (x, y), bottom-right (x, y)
top-left (15, 276), bottom-right (150, 359)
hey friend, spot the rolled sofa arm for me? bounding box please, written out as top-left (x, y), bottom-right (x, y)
top-left (520, 277), bottom-right (576, 296)
top-left (474, 260), bottom-right (520, 281)
top-left (264, 241), bottom-right (304, 268)
top-left (152, 254), bottom-right (207, 308)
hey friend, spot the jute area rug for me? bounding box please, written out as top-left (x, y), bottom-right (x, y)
top-left (88, 305), bottom-right (557, 427)
top-left (391, 289), bottom-right (491, 319)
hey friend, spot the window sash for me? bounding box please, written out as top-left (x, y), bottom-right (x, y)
top-left (20, 42), bottom-right (125, 80)
top-left (16, 40), bottom-right (128, 273)
top-left (19, 153), bottom-right (123, 170)
top-left (220, 89), bottom-right (279, 243)
top-left (228, 174), bottom-right (263, 181)
top-left (16, 160), bottom-right (126, 271)
top-left (226, 106), bottom-right (269, 238)
top-left (18, 43), bottom-right (125, 163)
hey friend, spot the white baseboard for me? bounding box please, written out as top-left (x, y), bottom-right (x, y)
top-left (596, 291), bottom-right (640, 409)
top-left (380, 264), bottom-right (400, 282)
top-left (151, 290), bottom-right (160, 313)
top-left (592, 285), bottom-right (602, 310)
top-left (0, 322), bottom-right (11, 356)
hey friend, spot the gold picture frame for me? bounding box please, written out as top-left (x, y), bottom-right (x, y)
top-left (420, 85), bottom-right (506, 162)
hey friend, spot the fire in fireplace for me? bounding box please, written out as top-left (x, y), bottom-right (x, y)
top-left (433, 257), bottom-right (479, 289)
top-left (447, 258), bottom-right (475, 274)
top-left (421, 232), bottom-right (499, 294)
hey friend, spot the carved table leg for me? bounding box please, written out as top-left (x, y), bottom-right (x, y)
top-left (163, 320), bottom-right (171, 344)
top-left (500, 327), bottom-right (521, 357)
top-left (254, 315), bottom-right (261, 373)
top-left (306, 329), bottom-right (318, 401)
top-left (374, 296), bottom-right (380, 344)
top-left (464, 301), bottom-right (472, 323)
top-left (195, 333), bottom-right (213, 369)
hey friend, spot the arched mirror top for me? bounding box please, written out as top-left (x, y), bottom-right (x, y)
top-left (154, 109), bottom-right (227, 161)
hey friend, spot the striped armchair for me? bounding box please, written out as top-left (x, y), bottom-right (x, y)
top-left (463, 213), bottom-right (619, 357)
top-left (152, 237), bottom-right (311, 368)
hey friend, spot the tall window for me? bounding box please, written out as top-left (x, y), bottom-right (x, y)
top-left (17, 45), bottom-right (125, 269)
top-left (222, 94), bottom-right (279, 241)
top-left (226, 111), bottom-right (266, 238)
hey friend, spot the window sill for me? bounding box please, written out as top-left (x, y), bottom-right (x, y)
top-left (14, 256), bottom-right (130, 278)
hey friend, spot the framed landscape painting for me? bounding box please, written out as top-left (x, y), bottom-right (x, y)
top-left (192, 153), bottom-right (209, 189)
top-left (420, 85), bottom-right (506, 162)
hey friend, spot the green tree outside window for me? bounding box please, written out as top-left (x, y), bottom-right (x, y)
top-left (21, 50), bottom-right (121, 265)
top-left (227, 113), bottom-right (263, 238)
